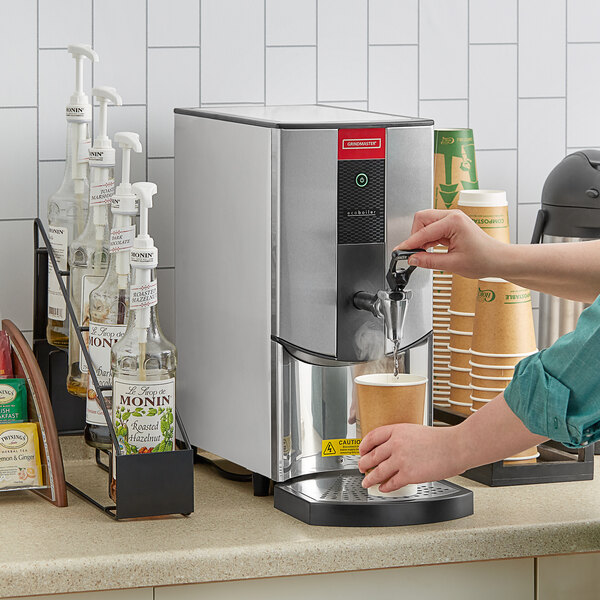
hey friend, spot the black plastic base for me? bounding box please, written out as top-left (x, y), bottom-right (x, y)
top-left (434, 406), bottom-right (595, 486)
top-left (274, 470), bottom-right (473, 527)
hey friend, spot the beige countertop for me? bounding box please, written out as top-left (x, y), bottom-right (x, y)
top-left (1, 439), bottom-right (600, 598)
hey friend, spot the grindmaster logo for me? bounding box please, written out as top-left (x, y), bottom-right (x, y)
top-left (342, 138), bottom-right (381, 149)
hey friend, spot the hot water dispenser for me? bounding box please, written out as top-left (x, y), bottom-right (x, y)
top-left (174, 105), bottom-right (472, 526)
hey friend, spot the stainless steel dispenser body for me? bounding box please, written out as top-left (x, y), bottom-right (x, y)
top-left (174, 106), bottom-right (433, 482)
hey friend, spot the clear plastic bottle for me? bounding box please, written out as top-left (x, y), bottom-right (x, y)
top-left (47, 45), bottom-right (98, 348)
top-left (85, 132), bottom-right (142, 449)
top-left (66, 87), bottom-right (122, 398)
top-left (110, 183), bottom-right (176, 499)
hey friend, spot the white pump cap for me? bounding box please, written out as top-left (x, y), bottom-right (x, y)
top-left (112, 132), bottom-right (142, 216)
top-left (131, 182), bottom-right (158, 266)
top-left (89, 86), bottom-right (122, 166)
top-left (66, 44), bottom-right (99, 122)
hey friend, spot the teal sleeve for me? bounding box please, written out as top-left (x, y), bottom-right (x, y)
top-left (504, 295), bottom-right (600, 448)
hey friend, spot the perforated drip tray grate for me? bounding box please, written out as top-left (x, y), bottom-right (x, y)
top-left (315, 475), bottom-right (455, 503)
top-left (274, 469), bottom-right (473, 527)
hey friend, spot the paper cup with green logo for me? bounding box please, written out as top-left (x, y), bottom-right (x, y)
top-left (450, 274), bottom-right (478, 314)
top-left (458, 189), bottom-right (510, 243)
top-left (434, 129), bottom-right (479, 210)
top-left (471, 278), bottom-right (537, 355)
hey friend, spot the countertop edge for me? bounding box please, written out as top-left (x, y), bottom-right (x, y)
top-left (2, 520), bottom-right (599, 598)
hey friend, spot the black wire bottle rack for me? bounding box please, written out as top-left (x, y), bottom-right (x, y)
top-left (33, 218), bottom-right (194, 519)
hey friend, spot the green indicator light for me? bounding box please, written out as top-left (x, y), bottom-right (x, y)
top-left (355, 173), bottom-right (368, 187)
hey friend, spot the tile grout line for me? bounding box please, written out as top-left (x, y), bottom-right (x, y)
top-left (565, 0), bottom-right (568, 159)
top-left (417, 0), bottom-right (420, 117)
top-left (264, 0), bottom-right (267, 105)
top-left (202, 0), bottom-right (203, 106)
top-left (467, 0), bottom-right (470, 127)
top-left (516, 0), bottom-right (520, 240)
top-left (366, 0), bottom-right (370, 111)
top-left (36, 0), bottom-right (40, 223)
top-left (315, 0), bottom-right (319, 103)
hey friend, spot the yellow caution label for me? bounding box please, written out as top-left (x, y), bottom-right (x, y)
top-left (321, 438), bottom-right (362, 457)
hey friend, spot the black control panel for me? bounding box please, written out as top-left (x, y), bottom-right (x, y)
top-left (337, 159), bottom-right (385, 245)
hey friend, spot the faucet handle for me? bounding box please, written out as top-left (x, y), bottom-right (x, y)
top-left (386, 249), bottom-right (425, 296)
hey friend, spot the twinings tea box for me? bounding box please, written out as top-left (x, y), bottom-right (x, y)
top-left (0, 379), bottom-right (27, 424)
top-left (113, 378), bottom-right (175, 454)
top-left (0, 422), bottom-right (43, 489)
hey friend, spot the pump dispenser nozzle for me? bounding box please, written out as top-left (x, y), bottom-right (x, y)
top-left (92, 86), bottom-right (122, 150)
top-left (112, 134), bottom-right (142, 290)
top-left (67, 44), bottom-right (99, 114)
top-left (131, 183), bottom-right (158, 380)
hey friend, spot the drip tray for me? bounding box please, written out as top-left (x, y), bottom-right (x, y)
top-left (274, 470), bottom-right (473, 527)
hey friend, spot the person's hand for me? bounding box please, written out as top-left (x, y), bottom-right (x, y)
top-left (358, 423), bottom-right (461, 492)
top-left (395, 209), bottom-right (507, 279)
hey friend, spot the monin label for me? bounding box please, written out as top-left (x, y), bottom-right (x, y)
top-left (113, 378), bottom-right (175, 454)
top-left (86, 323), bottom-right (127, 426)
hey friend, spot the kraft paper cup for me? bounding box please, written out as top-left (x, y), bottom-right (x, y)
top-left (449, 348), bottom-right (471, 369)
top-left (449, 383), bottom-right (472, 411)
top-left (450, 274), bottom-right (479, 314)
top-left (470, 361), bottom-right (515, 378)
top-left (448, 329), bottom-right (473, 350)
top-left (433, 312), bottom-right (450, 320)
top-left (470, 349), bottom-right (535, 367)
top-left (470, 373), bottom-right (512, 388)
top-left (458, 190), bottom-right (510, 243)
top-left (504, 447), bottom-right (540, 465)
top-left (469, 385), bottom-right (504, 400)
top-left (470, 395), bottom-right (492, 411)
top-left (449, 367), bottom-right (471, 386)
top-left (355, 373), bottom-right (426, 498)
top-left (448, 310), bottom-right (475, 333)
top-left (434, 129), bottom-right (478, 210)
top-left (448, 399), bottom-right (472, 416)
top-left (471, 278), bottom-right (537, 355)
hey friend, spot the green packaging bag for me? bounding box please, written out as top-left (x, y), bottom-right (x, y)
top-left (0, 379), bottom-right (27, 424)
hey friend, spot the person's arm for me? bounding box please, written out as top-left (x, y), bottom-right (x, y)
top-left (399, 210), bottom-right (600, 303)
top-left (360, 290), bottom-right (600, 493)
top-left (358, 395), bottom-right (547, 492)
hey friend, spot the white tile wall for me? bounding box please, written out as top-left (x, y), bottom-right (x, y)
top-left (470, 44), bottom-right (517, 149)
top-left (369, 0), bottom-right (418, 45)
top-left (419, 0), bottom-right (468, 100)
top-left (201, 0), bottom-right (264, 103)
top-left (266, 0), bottom-right (316, 46)
top-left (567, 0), bottom-right (600, 43)
top-left (0, 1), bottom-right (37, 107)
top-left (1, 0), bottom-right (599, 339)
top-left (518, 0), bottom-right (566, 98)
top-left (469, 0), bottom-right (517, 44)
top-left (369, 46), bottom-right (418, 116)
top-left (318, 0), bottom-right (367, 101)
top-left (266, 46), bottom-right (316, 105)
top-left (518, 98), bottom-right (566, 205)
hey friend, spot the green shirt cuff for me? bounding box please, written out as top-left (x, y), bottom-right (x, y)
top-left (504, 354), bottom-right (573, 445)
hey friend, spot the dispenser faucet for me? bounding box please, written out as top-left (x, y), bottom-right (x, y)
top-left (353, 249), bottom-right (424, 346)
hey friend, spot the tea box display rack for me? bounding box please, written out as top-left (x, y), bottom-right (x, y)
top-left (33, 219), bottom-right (194, 520)
top-left (434, 405), bottom-right (594, 486)
top-left (0, 318), bottom-right (67, 507)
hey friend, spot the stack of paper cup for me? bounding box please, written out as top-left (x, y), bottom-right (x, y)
top-left (457, 189), bottom-right (510, 244)
top-left (432, 248), bottom-right (452, 406)
top-left (447, 273), bottom-right (478, 415)
top-left (470, 277), bottom-right (539, 463)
